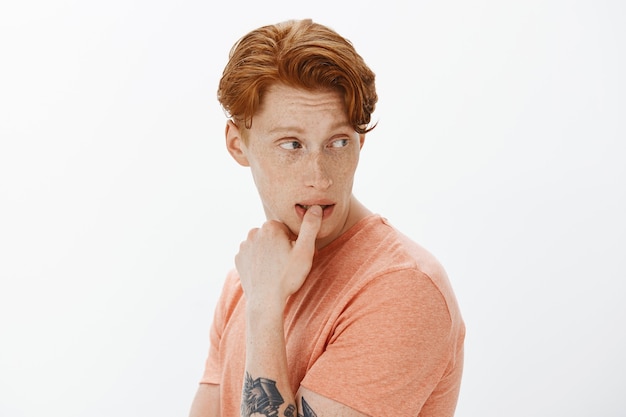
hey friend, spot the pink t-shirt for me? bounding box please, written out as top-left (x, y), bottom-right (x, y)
top-left (201, 215), bottom-right (465, 416)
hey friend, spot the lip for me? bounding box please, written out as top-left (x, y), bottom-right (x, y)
top-left (295, 202), bottom-right (335, 220)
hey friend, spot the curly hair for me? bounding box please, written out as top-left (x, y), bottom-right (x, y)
top-left (218, 19), bottom-right (378, 136)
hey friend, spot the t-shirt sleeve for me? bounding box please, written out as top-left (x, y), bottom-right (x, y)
top-left (301, 268), bottom-right (460, 416)
top-left (200, 269), bottom-right (241, 384)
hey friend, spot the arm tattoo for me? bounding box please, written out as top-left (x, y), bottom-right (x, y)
top-left (239, 372), bottom-right (318, 417)
top-left (298, 397), bottom-right (318, 417)
top-left (241, 372), bottom-right (286, 417)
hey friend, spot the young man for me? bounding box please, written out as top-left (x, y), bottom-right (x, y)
top-left (189, 19), bottom-right (465, 417)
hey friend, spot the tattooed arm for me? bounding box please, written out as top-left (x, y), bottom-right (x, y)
top-left (236, 206), bottom-right (322, 417)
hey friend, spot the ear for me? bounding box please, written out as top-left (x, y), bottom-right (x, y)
top-left (359, 134), bottom-right (366, 149)
top-left (225, 120), bottom-right (250, 167)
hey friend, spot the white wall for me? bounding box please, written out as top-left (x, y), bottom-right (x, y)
top-left (1, 1), bottom-right (624, 416)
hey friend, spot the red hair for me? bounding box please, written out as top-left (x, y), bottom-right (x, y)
top-left (218, 19), bottom-right (377, 135)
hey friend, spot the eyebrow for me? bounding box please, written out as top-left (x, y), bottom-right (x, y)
top-left (267, 121), bottom-right (353, 135)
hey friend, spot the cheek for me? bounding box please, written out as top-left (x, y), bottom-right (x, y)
top-left (329, 153), bottom-right (360, 182)
top-left (250, 163), bottom-right (294, 202)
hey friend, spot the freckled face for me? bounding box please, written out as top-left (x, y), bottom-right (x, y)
top-left (226, 84), bottom-right (366, 248)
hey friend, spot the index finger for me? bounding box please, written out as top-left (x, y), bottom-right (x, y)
top-left (293, 205), bottom-right (323, 254)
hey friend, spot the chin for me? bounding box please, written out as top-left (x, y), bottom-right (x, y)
top-left (315, 222), bottom-right (338, 241)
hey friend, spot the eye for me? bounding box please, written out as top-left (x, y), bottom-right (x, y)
top-left (279, 140), bottom-right (303, 150)
top-left (330, 138), bottom-right (350, 148)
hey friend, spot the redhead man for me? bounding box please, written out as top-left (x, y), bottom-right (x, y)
top-left (189, 19), bottom-right (465, 417)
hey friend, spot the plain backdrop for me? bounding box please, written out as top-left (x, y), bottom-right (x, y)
top-left (1, 1), bottom-right (624, 416)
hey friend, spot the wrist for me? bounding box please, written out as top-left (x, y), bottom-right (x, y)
top-left (245, 299), bottom-right (286, 351)
top-left (245, 297), bottom-right (284, 319)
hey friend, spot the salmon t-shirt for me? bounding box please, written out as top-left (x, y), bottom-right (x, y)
top-left (200, 215), bottom-right (465, 416)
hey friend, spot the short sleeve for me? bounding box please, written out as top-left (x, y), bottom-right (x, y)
top-left (200, 269), bottom-right (242, 384)
top-left (301, 269), bottom-right (458, 416)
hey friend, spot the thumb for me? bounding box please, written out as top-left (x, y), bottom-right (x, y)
top-left (293, 205), bottom-right (323, 254)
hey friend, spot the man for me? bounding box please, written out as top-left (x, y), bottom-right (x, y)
top-left (189, 19), bottom-right (465, 417)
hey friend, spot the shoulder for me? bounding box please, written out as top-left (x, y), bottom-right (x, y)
top-left (371, 216), bottom-right (447, 275)
top-left (220, 268), bottom-right (244, 301)
top-left (341, 215), bottom-right (452, 290)
top-left (338, 215), bottom-right (441, 268)
top-left (330, 215), bottom-right (463, 327)
top-left (213, 269), bottom-right (245, 327)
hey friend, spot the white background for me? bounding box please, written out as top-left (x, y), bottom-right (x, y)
top-left (1, 0), bottom-right (624, 416)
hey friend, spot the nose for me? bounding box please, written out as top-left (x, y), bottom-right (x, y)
top-left (304, 152), bottom-right (333, 190)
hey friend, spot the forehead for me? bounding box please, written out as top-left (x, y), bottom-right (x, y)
top-left (253, 84), bottom-right (350, 130)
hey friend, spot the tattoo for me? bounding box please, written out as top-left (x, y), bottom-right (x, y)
top-left (284, 404), bottom-right (296, 417)
top-left (298, 397), bottom-right (317, 417)
top-left (242, 372), bottom-right (285, 417)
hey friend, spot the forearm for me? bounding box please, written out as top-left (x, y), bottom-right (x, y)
top-left (242, 301), bottom-right (295, 417)
top-left (236, 207), bottom-right (322, 416)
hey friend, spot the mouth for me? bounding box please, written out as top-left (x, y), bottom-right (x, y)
top-left (295, 203), bottom-right (335, 219)
top-left (297, 204), bottom-right (333, 210)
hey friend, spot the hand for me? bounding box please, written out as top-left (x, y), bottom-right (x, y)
top-left (235, 205), bottom-right (323, 307)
